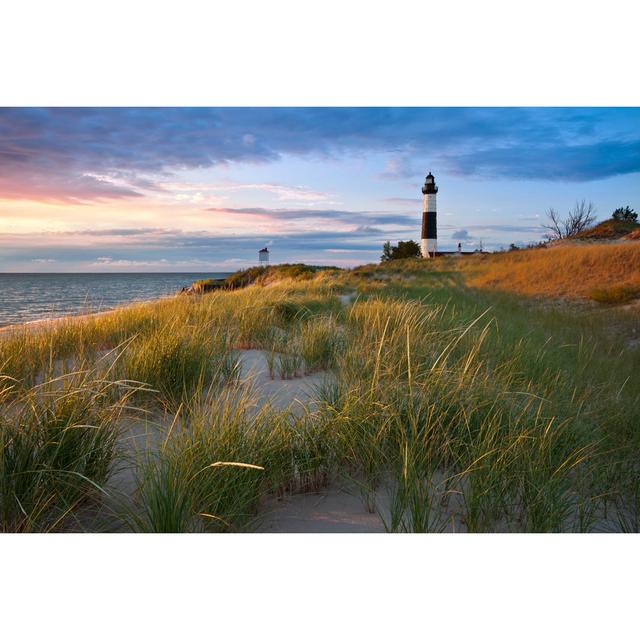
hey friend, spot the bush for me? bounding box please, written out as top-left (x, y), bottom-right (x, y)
top-left (588, 286), bottom-right (640, 305)
top-left (543, 200), bottom-right (597, 240)
top-left (381, 240), bottom-right (422, 262)
top-left (611, 206), bottom-right (638, 223)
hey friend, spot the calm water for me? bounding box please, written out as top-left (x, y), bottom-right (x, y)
top-left (0, 273), bottom-right (231, 327)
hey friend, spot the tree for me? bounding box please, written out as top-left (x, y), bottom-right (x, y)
top-left (380, 240), bottom-right (422, 262)
top-left (611, 206), bottom-right (638, 223)
top-left (542, 200), bottom-right (597, 240)
top-left (381, 241), bottom-right (393, 262)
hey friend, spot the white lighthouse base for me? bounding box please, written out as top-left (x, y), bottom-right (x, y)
top-left (421, 239), bottom-right (437, 258)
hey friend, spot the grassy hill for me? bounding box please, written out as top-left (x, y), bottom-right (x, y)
top-left (462, 242), bottom-right (640, 304)
top-left (575, 218), bottom-right (640, 240)
top-left (190, 264), bottom-right (340, 293)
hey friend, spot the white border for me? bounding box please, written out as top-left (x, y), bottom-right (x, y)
top-left (1, 0), bottom-right (639, 636)
top-left (1, 0), bottom-right (639, 106)
top-left (1, 534), bottom-right (637, 639)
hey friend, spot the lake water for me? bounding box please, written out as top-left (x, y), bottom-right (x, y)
top-left (0, 273), bottom-right (231, 327)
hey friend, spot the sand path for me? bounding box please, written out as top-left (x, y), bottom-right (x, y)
top-left (237, 349), bottom-right (332, 411)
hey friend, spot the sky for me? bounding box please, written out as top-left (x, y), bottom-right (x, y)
top-left (0, 107), bottom-right (639, 272)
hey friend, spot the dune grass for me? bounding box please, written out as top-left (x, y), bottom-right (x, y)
top-left (1, 252), bottom-right (638, 532)
top-left (127, 386), bottom-right (336, 532)
top-left (0, 370), bottom-right (137, 532)
top-left (462, 242), bottom-right (640, 301)
top-left (318, 293), bottom-right (627, 531)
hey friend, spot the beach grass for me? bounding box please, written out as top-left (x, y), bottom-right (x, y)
top-left (1, 244), bottom-right (638, 532)
top-left (0, 370), bottom-right (137, 532)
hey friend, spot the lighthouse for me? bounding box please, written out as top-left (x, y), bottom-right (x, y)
top-left (421, 172), bottom-right (438, 258)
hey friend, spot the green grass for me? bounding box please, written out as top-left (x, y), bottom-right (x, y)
top-left (1, 261), bottom-right (638, 532)
top-left (126, 388), bottom-right (329, 532)
top-left (298, 315), bottom-right (343, 372)
top-left (118, 323), bottom-right (236, 410)
top-left (276, 350), bottom-right (303, 380)
top-left (0, 371), bottom-right (135, 532)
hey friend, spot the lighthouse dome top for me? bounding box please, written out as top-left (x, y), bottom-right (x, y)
top-left (422, 171), bottom-right (438, 194)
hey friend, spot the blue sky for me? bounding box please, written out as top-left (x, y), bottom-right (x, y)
top-left (0, 107), bottom-right (638, 271)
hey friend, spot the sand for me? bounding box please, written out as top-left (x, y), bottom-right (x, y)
top-left (258, 486), bottom-right (387, 533)
top-left (338, 291), bottom-right (357, 307)
top-left (237, 348), bottom-right (332, 411)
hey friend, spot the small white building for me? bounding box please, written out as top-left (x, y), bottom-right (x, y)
top-left (259, 247), bottom-right (269, 266)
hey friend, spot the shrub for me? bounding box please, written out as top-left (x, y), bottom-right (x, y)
top-left (611, 206), bottom-right (638, 223)
top-left (381, 240), bottom-right (422, 262)
top-left (588, 285), bottom-right (640, 305)
top-left (543, 200), bottom-right (597, 240)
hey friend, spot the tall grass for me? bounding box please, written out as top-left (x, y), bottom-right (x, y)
top-left (127, 386), bottom-right (332, 532)
top-left (1, 256), bottom-right (638, 533)
top-left (0, 371), bottom-right (136, 532)
top-left (298, 315), bottom-right (343, 372)
top-left (310, 293), bottom-right (623, 532)
top-left (118, 324), bottom-right (238, 410)
top-left (464, 242), bottom-right (640, 301)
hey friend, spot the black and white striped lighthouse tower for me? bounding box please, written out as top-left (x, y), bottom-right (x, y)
top-left (420, 172), bottom-right (438, 258)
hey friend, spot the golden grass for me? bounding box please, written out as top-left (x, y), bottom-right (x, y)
top-left (2, 255), bottom-right (640, 532)
top-left (464, 242), bottom-right (640, 301)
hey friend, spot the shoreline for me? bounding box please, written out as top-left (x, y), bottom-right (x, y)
top-left (0, 293), bottom-right (180, 335)
top-left (0, 271), bottom-right (234, 335)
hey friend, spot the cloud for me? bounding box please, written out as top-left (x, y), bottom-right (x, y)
top-left (1, 107), bottom-right (638, 203)
top-left (90, 256), bottom-right (171, 268)
top-left (0, 216), bottom-right (548, 262)
top-left (384, 197), bottom-right (421, 206)
top-left (378, 156), bottom-right (418, 180)
top-left (0, 216), bottom-right (550, 271)
top-left (0, 225), bottom-right (390, 254)
top-left (0, 171), bottom-right (145, 204)
top-left (448, 140), bottom-right (640, 182)
top-left (325, 248), bottom-right (379, 254)
top-left (206, 206), bottom-right (417, 228)
top-left (440, 223), bottom-right (545, 234)
top-left (220, 183), bottom-right (333, 204)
